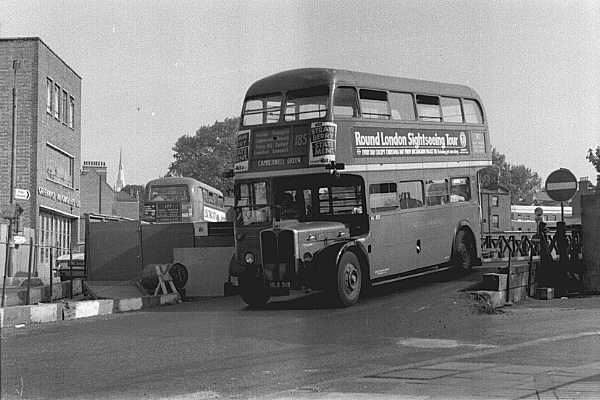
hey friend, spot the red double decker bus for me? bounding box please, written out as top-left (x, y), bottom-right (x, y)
top-left (230, 68), bottom-right (491, 307)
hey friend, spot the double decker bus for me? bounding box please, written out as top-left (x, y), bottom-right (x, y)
top-left (230, 68), bottom-right (491, 307)
top-left (141, 176), bottom-right (226, 223)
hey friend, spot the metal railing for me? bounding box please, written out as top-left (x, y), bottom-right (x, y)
top-left (481, 223), bottom-right (584, 294)
top-left (481, 225), bottom-right (582, 262)
top-left (1, 240), bottom-right (84, 306)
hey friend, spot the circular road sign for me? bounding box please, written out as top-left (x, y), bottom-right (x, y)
top-left (545, 168), bottom-right (577, 202)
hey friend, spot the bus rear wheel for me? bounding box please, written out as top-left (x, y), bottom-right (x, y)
top-left (453, 230), bottom-right (474, 272)
top-left (332, 251), bottom-right (362, 307)
top-left (239, 271), bottom-right (270, 308)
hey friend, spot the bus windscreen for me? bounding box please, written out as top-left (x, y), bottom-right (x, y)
top-left (148, 185), bottom-right (190, 202)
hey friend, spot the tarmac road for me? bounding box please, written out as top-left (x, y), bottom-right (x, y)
top-left (2, 267), bottom-right (600, 400)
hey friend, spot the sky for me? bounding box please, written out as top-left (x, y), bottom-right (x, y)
top-left (2, 0), bottom-right (599, 188)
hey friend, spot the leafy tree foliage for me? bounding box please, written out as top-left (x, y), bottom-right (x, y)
top-left (478, 148), bottom-right (541, 204)
top-left (168, 117), bottom-right (238, 194)
top-left (586, 146), bottom-right (600, 185)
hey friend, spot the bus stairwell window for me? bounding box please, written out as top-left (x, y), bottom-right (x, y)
top-left (359, 89), bottom-right (390, 120)
top-left (416, 95), bottom-right (442, 122)
top-left (333, 87), bottom-right (359, 117)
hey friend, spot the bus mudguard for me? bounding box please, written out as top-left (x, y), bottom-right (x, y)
top-left (311, 240), bottom-right (369, 288)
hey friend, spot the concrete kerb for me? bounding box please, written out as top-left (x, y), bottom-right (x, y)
top-left (0, 293), bottom-right (180, 328)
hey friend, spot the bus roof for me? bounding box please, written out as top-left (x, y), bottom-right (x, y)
top-left (145, 176), bottom-right (223, 196)
top-left (246, 68), bottom-right (481, 100)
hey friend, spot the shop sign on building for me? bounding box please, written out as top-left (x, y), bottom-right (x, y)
top-left (38, 186), bottom-right (81, 208)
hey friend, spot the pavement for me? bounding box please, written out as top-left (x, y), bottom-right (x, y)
top-left (258, 296), bottom-right (600, 400)
top-left (0, 280), bottom-right (180, 328)
top-left (260, 333), bottom-right (600, 399)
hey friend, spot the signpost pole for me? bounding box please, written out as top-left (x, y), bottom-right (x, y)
top-left (560, 201), bottom-right (564, 222)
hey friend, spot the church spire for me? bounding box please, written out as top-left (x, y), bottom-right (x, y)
top-left (115, 148), bottom-right (125, 192)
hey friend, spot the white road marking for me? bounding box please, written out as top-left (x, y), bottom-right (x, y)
top-left (396, 337), bottom-right (496, 349)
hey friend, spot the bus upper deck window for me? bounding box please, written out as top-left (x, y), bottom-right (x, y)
top-left (242, 95), bottom-right (282, 126)
top-left (359, 89), bottom-right (390, 120)
top-left (333, 87), bottom-right (358, 117)
top-left (389, 92), bottom-right (416, 120)
top-left (284, 86), bottom-right (328, 121)
top-left (416, 95), bottom-right (442, 122)
top-left (441, 97), bottom-right (463, 123)
top-left (463, 99), bottom-right (483, 124)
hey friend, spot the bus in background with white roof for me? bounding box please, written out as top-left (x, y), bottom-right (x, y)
top-left (141, 176), bottom-right (226, 223)
top-left (230, 68), bottom-right (492, 307)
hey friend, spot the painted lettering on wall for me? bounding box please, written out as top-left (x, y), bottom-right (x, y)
top-left (38, 187), bottom-right (80, 208)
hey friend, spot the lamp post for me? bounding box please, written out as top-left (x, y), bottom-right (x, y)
top-left (2, 60), bottom-right (20, 306)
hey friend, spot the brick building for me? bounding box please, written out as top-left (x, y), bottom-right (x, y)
top-left (480, 187), bottom-right (511, 234)
top-left (1, 38), bottom-right (81, 277)
top-left (79, 161), bottom-right (139, 240)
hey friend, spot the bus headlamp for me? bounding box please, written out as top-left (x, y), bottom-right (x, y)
top-left (244, 252), bottom-right (255, 264)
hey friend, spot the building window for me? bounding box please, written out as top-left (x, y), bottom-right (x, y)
top-left (46, 144), bottom-right (74, 187)
top-left (53, 83), bottom-right (60, 119)
top-left (69, 96), bottom-right (75, 128)
top-left (39, 212), bottom-right (72, 266)
top-left (46, 78), bottom-right (53, 114)
top-left (62, 90), bottom-right (68, 123)
top-left (491, 214), bottom-right (499, 228)
top-left (491, 195), bottom-right (499, 207)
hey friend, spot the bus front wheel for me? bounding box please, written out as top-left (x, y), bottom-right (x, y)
top-left (332, 251), bottom-right (362, 307)
top-left (239, 271), bottom-right (270, 308)
top-left (453, 230), bottom-right (474, 272)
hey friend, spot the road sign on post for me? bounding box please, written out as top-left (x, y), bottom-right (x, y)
top-left (545, 168), bottom-right (577, 202)
top-left (14, 188), bottom-right (30, 201)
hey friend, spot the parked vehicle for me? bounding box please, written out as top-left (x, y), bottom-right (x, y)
top-left (56, 252), bottom-right (85, 281)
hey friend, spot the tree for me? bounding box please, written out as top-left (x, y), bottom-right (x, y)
top-left (586, 146), bottom-right (600, 186)
top-left (478, 148), bottom-right (509, 190)
top-left (478, 148), bottom-right (541, 204)
top-left (168, 117), bottom-right (238, 194)
top-left (507, 165), bottom-right (541, 204)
